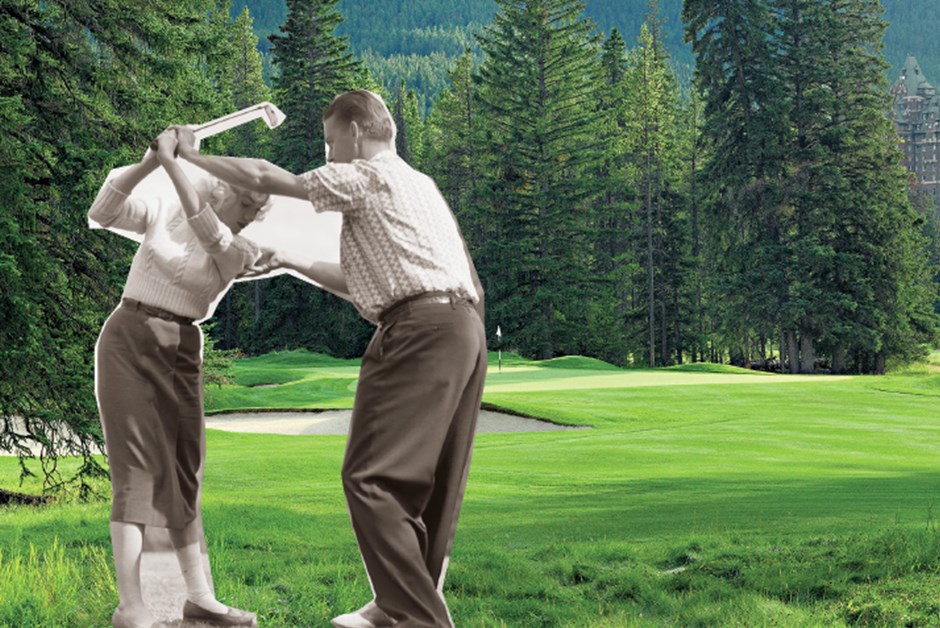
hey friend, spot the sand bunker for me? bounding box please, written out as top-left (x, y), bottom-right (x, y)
top-left (206, 408), bottom-right (587, 435)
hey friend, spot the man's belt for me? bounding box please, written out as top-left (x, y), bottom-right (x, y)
top-left (378, 291), bottom-right (465, 326)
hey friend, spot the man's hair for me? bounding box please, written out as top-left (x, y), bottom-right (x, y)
top-left (323, 90), bottom-right (396, 142)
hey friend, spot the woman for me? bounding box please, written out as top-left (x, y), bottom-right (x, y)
top-left (90, 129), bottom-right (265, 628)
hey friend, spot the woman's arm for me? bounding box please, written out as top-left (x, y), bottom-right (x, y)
top-left (155, 132), bottom-right (201, 220)
top-left (109, 149), bottom-right (161, 195)
top-left (88, 149), bottom-right (163, 232)
top-left (155, 132), bottom-right (261, 279)
top-left (172, 126), bottom-right (308, 200)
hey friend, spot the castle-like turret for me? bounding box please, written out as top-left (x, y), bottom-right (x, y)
top-left (892, 55), bottom-right (940, 206)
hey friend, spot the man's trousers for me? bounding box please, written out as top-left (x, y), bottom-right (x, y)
top-left (342, 297), bottom-right (487, 627)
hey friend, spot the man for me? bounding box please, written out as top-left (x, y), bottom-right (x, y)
top-left (174, 90), bottom-right (486, 628)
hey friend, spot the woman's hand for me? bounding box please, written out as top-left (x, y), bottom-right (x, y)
top-left (154, 129), bottom-right (178, 164)
top-left (241, 246), bottom-right (292, 278)
top-left (171, 125), bottom-right (198, 159)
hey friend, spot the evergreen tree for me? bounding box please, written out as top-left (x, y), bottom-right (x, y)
top-left (404, 88), bottom-right (428, 167)
top-left (0, 0), bottom-right (234, 492)
top-left (425, 52), bottom-right (487, 253)
top-left (813, 0), bottom-right (938, 371)
top-left (623, 20), bottom-right (687, 366)
top-left (590, 28), bottom-right (637, 365)
top-left (684, 0), bottom-right (791, 367)
top-left (686, 0), bottom-right (939, 371)
top-left (679, 85), bottom-right (709, 363)
top-left (270, 0), bottom-right (363, 172)
top-left (392, 82), bottom-right (429, 167)
top-left (475, 0), bottom-right (607, 359)
top-left (206, 4), bottom-right (277, 351)
top-left (259, 0), bottom-right (374, 357)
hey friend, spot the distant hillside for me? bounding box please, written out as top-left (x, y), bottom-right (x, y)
top-left (882, 2), bottom-right (940, 86)
top-left (233, 1), bottom-right (690, 56)
top-left (232, 0), bottom-right (940, 107)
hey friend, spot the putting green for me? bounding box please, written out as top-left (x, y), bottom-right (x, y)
top-left (483, 368), bottom-right (852, 393)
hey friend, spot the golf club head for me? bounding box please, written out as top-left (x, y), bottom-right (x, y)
top-left (261, 103), bottom-right (287, 129)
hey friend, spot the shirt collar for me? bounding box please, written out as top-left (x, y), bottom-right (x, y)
top-left (368, 149), bottom-right (397, 162)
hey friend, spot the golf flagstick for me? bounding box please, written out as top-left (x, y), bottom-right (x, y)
top-left (150, 101), bottom-right (287, 151)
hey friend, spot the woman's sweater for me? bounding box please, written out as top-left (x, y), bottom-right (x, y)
top-left (89, 181), bottom-right (260, 321)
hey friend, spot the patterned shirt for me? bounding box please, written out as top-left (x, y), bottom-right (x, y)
top-left (301, 150), bottom-right (479, 323)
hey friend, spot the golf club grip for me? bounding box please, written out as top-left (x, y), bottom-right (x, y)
top-left (148, 138), bottom-right (180, 157)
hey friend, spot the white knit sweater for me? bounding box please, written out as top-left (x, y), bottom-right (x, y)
top-left (89, 181), bottom-right (260, 321)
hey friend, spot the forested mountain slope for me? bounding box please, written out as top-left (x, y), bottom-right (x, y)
top-left (233, 0), bottom-right (940, 100)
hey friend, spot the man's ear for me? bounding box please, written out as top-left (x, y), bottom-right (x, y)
top-left (349, 120), bottom-right (361, 141)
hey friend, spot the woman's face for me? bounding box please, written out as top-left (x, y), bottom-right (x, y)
top-left (209, 182), bottom-right (268, 234)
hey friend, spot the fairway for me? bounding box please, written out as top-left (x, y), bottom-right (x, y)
top-left (2, 350), bottom-right (940, 626)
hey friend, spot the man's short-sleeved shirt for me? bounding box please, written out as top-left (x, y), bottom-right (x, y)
top-left (300, 150), bottom-right (479, 323)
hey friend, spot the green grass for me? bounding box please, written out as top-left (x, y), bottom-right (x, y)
top-left (3, 352), bottom-right (940, 625)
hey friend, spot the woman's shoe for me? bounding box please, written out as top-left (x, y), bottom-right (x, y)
top-left (111, 607), bottom-right (158, 628)
top-left (182, 599), bottom-right (258, 626)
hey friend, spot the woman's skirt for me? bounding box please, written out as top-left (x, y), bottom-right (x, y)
top-left (95, 301), bottom-right (204, 529)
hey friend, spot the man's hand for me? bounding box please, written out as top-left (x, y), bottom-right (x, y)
top-left (171, 125), bottom-right (198, 159)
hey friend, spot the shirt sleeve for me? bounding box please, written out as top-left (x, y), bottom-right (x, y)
top-left (87, 181), bottom-right (159, 234)
top-left (187, 204), bottom-right (261, 280)
top-left (300, 163), bottom-right (370, 214)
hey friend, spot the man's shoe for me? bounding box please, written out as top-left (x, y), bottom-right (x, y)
top-left (330, 601), bottom-right (396, 628)
top-left (182, 599), bottom-right (258, 626)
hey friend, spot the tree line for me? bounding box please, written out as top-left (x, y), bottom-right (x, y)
top-left (249, 0), bottom-right (934, 375)
top-left (1, 0), bottom-right (938, 489)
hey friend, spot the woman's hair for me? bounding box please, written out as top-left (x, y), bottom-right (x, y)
top-left (322, 90), bottom-right (396, 142)
top-left (195, 176), bottom-right (272, 222)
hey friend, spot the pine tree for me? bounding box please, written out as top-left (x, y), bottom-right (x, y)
top-left (0, 0), bottom-right (235, 492)
top-left (679, 86), bottom-right (709, 363)
top-left (590, 28), bottom-right (636, 365)
top-left (269, 0), bottom-right (363, 171)
top-left (206, 4), bottom-right (276, 351)
top-left (624, 21), bottom-right (684, 366)
top-left (425, 52), bottom-right (487, 252)
top-left (392, 81), bottom-right (429, 167)
top-left (684, 0), bottom-right (791, 367)
top-left (686, 0), bottom-right (939, 371)
top-left (259, 0), bottom-right (374, 357)
top-left (475, 0), bottom-right (607, 359)
top-left (808, 0), bottom-right (938, 371)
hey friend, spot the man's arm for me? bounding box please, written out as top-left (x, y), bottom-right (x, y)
top-left (465, 243), bottom-right (485, 323)
top-left (247, 247), bottom-right (351, 302)
top-left (295, 261), bottom-right (350, 301)
top-left (172, 125), bottom-right (308, 199)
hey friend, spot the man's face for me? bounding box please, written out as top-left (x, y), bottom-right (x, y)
top-left (323, 115), bottom-right (358, 164)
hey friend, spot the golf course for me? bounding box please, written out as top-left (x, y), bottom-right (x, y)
top-left (2, 350), bottom-right (940, 626)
